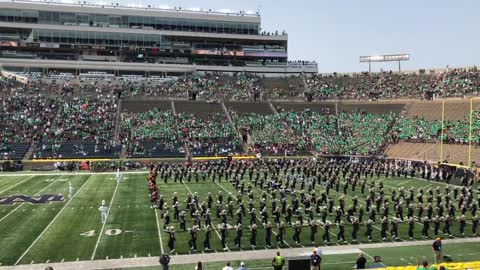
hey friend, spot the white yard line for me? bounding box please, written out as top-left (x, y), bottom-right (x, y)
top-left (0, 175), bottom-right (35, 194)
top-left (0, 174), bottom-right (66, 224)
top-left (395, 179), bottom-right (413, 186)
top-left (0, 171), bottom-right (149, 177)
top-left (154, 209), bottom-right (165, 254)
top-left (14, 174), bottom-right (94, 265)
top-left (91, 179), bottom-right (121, 260)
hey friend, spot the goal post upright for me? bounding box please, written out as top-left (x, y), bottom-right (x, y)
top-left (440, 99), bottom-right (445, 163)
top-left (468, 97), bottom-right (473, 167)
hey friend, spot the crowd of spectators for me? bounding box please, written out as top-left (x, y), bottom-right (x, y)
top-left (1, 67), bottom-right (480, 159)
top-left (33, 94), bottom-right (119, 158)
top-left (117, 72), bottom-right (260, 101)
top-left (0, 94), bottom-right (58, 145)
top-left (120, 108), bottom-right (183, 157)
top-left (439, 67), bottom-right (480, 97)
top-left (4, 68), bottom-right (480, 102)
top-left (178, 112), bottom-right (242, 156)
top-left (120, 108), bottom-right (242, 157)
top-left (392, 111), bottom-right (480, 145)
top-left (306, 72), bottom-right (441, 100)
top-left (230, 109), bottom-right (396, 156)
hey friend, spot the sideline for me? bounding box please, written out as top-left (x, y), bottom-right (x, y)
top-left (4, 236), bottom-right (480, 270)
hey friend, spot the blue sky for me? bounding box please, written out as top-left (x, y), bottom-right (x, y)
top-left (113, 0), bottom-right (478, 72)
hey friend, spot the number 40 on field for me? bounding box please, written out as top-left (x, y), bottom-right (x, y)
top-left (80, 229), bottom-right (129, 237)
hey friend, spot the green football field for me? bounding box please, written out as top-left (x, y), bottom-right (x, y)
top-left (0, 171), bottom-right (478, 268)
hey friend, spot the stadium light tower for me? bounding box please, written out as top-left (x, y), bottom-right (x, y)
top-left (359, 54), bottom-right (410, 72)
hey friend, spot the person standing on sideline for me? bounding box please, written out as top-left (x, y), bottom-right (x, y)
top-left (98, 200), bottom-right (108, 224)
top-left (310, 250), bottom-right (321, 270)
top-left (159, 254), bottom-right (170, 270)
top-left (314, 244), bottom-right (322, 256)
top-left (68, 182), bottom-right (75, 199)
top-left (238, 262), bottom-right (247, 270)
top-left (115, 168), bottom-right (122, 184)
top-left (354, 253), bottom-right (367, 269)
top-left (432, 237), bottom-right (442, 264)
top-left (272, 251), bottom-right (285, 270)
top-left (222, 262), bottom-right (234, 270)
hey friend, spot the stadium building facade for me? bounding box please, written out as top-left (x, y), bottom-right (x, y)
top-left (0, 0), bottom-right (317, 76)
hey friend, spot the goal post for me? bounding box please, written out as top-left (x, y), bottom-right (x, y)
top-left (439, 97), bottom-right (480, 169)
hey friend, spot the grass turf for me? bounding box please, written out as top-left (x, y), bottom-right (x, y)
top-left (0, 172), bottom-right (478, 267)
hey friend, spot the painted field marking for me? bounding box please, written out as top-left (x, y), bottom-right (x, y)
top-left (0, 175), bottom-right (35, 195)
top-left (14, 174), bottom-right (94, 265)
top-left (90, 180), bottom-right (121, 260)
top-left (396, 179), bottom-right (413, 186)
top-left (0, 171), bottom-right (149, 178)
top-left (154, 209), bottom-right (165, 254)
top-left (0, 176), bottom-right (62, 222)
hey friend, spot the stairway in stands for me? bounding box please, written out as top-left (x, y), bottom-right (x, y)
top-left (221, 101), bottom-right (250, 154)
top-left (113, 98), bottom-right (122, 144)
top-left (23, 142), bottom-right (36, 159)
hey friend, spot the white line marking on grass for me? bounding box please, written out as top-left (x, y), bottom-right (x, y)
top-left (396, 179), bottom-right (412, 186)
top-left (30, 261), bottom-right (34, 264)
top-left (0, 171), bottom-right (149, 177)
top-left (0, 175), bottom-right (63, 222)
top-left (154, 209), bottom-right (165, 254)
top-left (61, 259), bottom-right (64, 263)
top-left (323, 261), bottom-right (357, 265)
top-left (0, 175), bottom-right (35, 195)
top-left (45, 260), bottom-right (49, 263)
top-left (76, 258), bottom-right (79, 262)
top-left (90, 181), bottom-right (121, 260)
top-left (14, 175), bottom-right (94, 265)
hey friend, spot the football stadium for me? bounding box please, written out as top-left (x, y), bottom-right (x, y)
top-left (0, 1), bottom-right (479, 270)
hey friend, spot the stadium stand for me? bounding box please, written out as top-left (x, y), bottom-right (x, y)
top-left (0, 68), bottom-right (479, 162)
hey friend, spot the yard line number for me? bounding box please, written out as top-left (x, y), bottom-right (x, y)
top-left (80, 229), bottom-right (129, 237)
